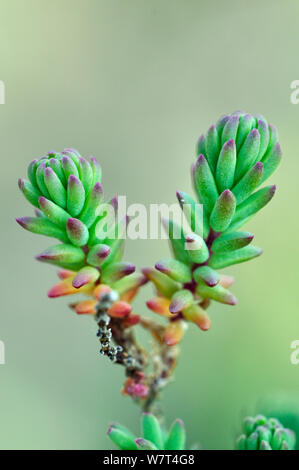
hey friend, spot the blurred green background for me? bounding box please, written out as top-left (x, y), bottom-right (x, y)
top-left (0, 0), bottom-right (299, 449)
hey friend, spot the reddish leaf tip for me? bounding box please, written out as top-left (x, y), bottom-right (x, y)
top-left (250, 128), bottom-right (260, 137)
top-left (254, 161), bottom-right (264, 171)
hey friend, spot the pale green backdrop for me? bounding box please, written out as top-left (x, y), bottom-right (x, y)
top-left (0, 0), bottom-right (299, 449)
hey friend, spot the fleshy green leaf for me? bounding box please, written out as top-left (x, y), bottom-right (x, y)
top-left (79, 182), bottom-right (103, 228)
top-left (161, 217), bottom-right (190, 264)
top-left (185, 233), bottom-right (209, 264)
top-left (210, 190), bottom-right (236, 232)
top-left (27, 159), bottom-right (39, 188)
top-left (176, 191), bottom-right (209, 239)
top-left (101, 262), bottom-right (135, 283)
top-left (256, 425), bottom-right (271, 444)
top-left (67, 175), bottom-right (85, 217)
top-left (247, 431), bottom-right (259, 450)
top-left (165, 419), bottom-right (186, 450)
top-left (86, 243), bottom-right (111, 267)
top-left (155, 259), bottom-right (191, 284)
top-left (142, 267), bottom-right (179, 298)
top-left (193, 265), bottom-right (219, 287)
top-left (256, 117), bottom-right (269, 162)
top-left (215, 114), bottom-right (230, 136)
top-left (194, 154), bottom-right (218, 214)
top-left (196, 134), bottom-right (206, 156)
top-left (205, 124), bottom-right (219, 172)
top-left (36, 243), bottom-right (85, 269)
top-left (72, 266), bottom-right (100, 288)
top-left (48, 158), bottom-right (66, 186)
top-left (90, 157), bottom-right (102, 185)
top-left (61, 155), bottom-right (79, 181)
top-left (141, 413), bottom-right (164, 450)
top-left (260, 142), bottom-right (281, 184)
top-left (236, 434), bottom-right (247, 450)
top-left (38, 196), bottom-right (69, 228)
top-left (107, 424), bottom-right (138, 450)
top-left (221, 113), bottom-right (239, 145)
top-left (183, 303), bottom-right (211, 330)
top-left (243, 417), bottom-right (255, 436)
top-left (271, 429), bottom-right (283, 450)
top-left (44, 166), bottom-right (67, 208)
top-left (216, 139), bottom-right (236, 192)
top-left (209, 245), bottom-right (262, 269)
top-left (235, 114), bottom-right (254, 151)
top-left (260, 440), bottom-right (272, 450)
top-left (112, 273), bottom-right (146, 297)
top-left (63, 148), bottom-right (81, 169)
top-left (66, 218), bottom-right (89, 247)
top-left (233, 162), bottom-right (264, 205)
top-left (229, 185), bottom-right (276, 231)
top-left (78, 157), bottom-right (93, 195)
top-left (169, 289), bottom-right (194, 314)
top-left (36, 162), bottom-right (51, 198)
top-left (16, 216), bottom-right (68, 242)
top-left (261, 123), bottom-right (278, 163)
top-left (135, 438), bottom-right (158, 450)
top-left (18, 178), bottom-right (41, 208)
top-left (211, 231), bottom-right (254, 253)
top-left (234, 128), bottom-right (260, 182)
top-left (196, 280), bottom-right (237, 305)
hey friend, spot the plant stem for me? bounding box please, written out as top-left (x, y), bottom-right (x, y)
top-left (96, 292), bottom-right (179, 412)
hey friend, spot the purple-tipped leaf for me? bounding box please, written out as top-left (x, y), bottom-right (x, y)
top-left (66, 218), bottom-right (89, 247)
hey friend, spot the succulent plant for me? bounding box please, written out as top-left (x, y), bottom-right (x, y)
top-left (236, 415), bottom-right (296, 450)
top-left (107, 413), bottom-right (188, 450)
top-left (144, 111), bottom-right (281, 345)
top-left (16, 114), bottom-right (288, 452)
top-left (17, 149), bottom-right (144, 325)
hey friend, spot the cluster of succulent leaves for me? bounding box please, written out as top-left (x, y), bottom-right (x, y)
top-left (16, 116), bottom-right (291, 453)
top-left (236, 415), bottom-right (296, 450)
top-left (17, 149), bottom-right (143, 312)
top-left (145, 111), bottom-right (281, 345)
top-left (107, 413), bottom-right (187, 450)
top-left (108, 412), bottom-right (296, 451)
top-left (17, 111), bottom-right (281, 341)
